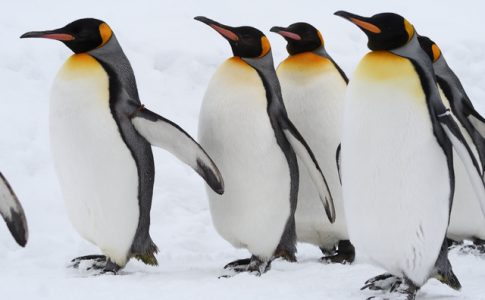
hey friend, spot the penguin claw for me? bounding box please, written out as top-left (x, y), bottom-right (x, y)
top-left (320, 241), bottom-right (355, 264)
top-left (320, 252), bottom-right (354, 264)
top-left (68, 254), bottom-right (110, 275)
top-left (219, 256), bottom-right (271, 278)
top-left (362, 273), bottom-right (400, 291)
top-left (365, 278), bottom-right (418, 300)
top-left (69, 255), bottom-right (107, 269)
top-left (223, 258), bottom-right (251, 269)
top-left (456, 243), bottom-right (485, 256)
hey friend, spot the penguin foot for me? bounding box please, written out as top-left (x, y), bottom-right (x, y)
top-left (457, 243), bottom-right (485, 256)
top-left (319, 246), bottom-right (337, 257)
top-left (361, 273), bottom-right (400, 291)
top-left (219, 256), bottom-right (271, 278)
top-left (320, 240), bottom-right (355, 264)
top-left (366, 278), bottom-right (418, 300)
top-left (389, 278), bottom-right (418, 300)
top-left (273, 249), bottom-right (297, 262)
top-left (102, 259), bottom-right (121, 275)
top-left (69, 255), bottom-right (107, 270)
top-left (223, 258), bottom-right (252, 270)
top-left (446, 238), bottom-right (462, 250)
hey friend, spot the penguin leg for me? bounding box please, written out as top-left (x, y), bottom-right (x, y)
top-left (273, 217), bottom-right (297, 262)
top-left (247, 256), bottom-right (272, 276)
top-left (101, 259), bottom-right (121, 275)
top-left (69, 255), bottom-right (107, 270)
top-left (321, 240), bottom-right (355, 264)
top-left (273, 202), bottom-right (298, 263)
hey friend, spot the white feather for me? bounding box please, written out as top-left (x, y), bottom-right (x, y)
top-left (50, 54), bottom-right (139, 266)
top-left (277, 54), bottom-right (347, 250)
top-left (198, 58), bottom-right (291, 260)
top-left (342, 52), bottom-right (449, 286)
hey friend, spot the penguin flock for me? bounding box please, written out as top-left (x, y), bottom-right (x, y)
top-left (0, 9), bottom-right (480, 300)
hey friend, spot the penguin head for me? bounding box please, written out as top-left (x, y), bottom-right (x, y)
top-left (21, 18), bottom-right (113, 54)
top-left (195, 16), bottom-right (270, 58)
top-left (417, 35), bottom-right (442, 63)
top-left (270, 22), bottom-right (324, 55)
top-left (334, 11), bottom-right (415, 51)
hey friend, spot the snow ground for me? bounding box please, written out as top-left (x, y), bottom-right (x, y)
top-left (1, 0), bottom-right (485, 299)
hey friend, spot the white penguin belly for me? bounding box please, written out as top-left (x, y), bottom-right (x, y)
top-left (277, 54), bottom-right (347, 250)
top-left (439, 93), bottom-right (485, 241)
top-left (342, 51), bottom-right (450, 286)
top-left (50, 54), bottom-right (139, 266)
top-left (199, 57), bottom-right (291, 260)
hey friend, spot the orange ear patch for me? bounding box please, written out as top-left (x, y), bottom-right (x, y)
top-left (317, 30), bottom-right (325, 46)
top-left (350, 18), bottom-right (381, 33)
top-left (98, 23), bottom-right (112, 47)
top-left (431, 44), bottom-right (442, 62)
top-left (259, 36), bottom-right (271, 57)
top-left (403, 19), bottom-right (414, 41)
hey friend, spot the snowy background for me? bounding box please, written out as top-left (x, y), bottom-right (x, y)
top-left (1, 0), bottom-right (485, 299)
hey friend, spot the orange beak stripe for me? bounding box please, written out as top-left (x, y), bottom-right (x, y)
top-left (349, 18), bottom-right (381, 34)
top-left (210, 24), bottom-right (239, 41)
top-left (40, 33), bottom-right (75, 41)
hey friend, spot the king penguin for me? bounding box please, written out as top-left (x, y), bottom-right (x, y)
top-left (270, 22), bottom-right (354, 263)
top-left (21, 18), bottom-right (224, 274)
top-left (418, 36), bottom-right (485, 250)
top-left (0, 172), bottom-right (28, 247)
top-left (335, 11), bottom-right (485, 299)
top-left (195, 16), bottom-right (335, 275)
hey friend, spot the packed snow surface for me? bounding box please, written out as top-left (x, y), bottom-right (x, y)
top-left (1, 0), bottom-right (484, 299)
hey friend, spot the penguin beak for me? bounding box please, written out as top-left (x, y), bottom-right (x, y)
top-left (334, 11), bottom-right (382, 34)
top-left (194, 16), bottom-right (239, 42)
top-left (20, 28), bottom-right (75, 41)
top-left (270, 26), bottom-right (302, 41)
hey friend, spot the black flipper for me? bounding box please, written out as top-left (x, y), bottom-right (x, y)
top-left (0, 172), bottom-right (28, 247)
top-left (437, 111), bottom-right (485, 216)
top-left (336, 143), bottom-right (342, 184)
top-left (131, 106), bottom-right (224, 195)
top-left (281, 118), bottom-right (336, 223)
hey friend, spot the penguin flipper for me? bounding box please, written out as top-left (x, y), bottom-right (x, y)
top-left (468, 113), bottom-right (485, 139)
top-left (131, 107), bottom-right (224, 195)
top-left (282, 119), bottom-right (336, 223)
top-left (0, 172), bottom-right (28, 247)
top-left (438, 112), bottom-right (485, 216)
top-left (336, 143), bottom-right (342, 184)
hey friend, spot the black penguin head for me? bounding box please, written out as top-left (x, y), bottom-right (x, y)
top-left (270, 22), bottom-right (324, 55)
top-left (417, 35), bottom-right (442, 63)
top-left (334, 11), bottom-right (415, 51)
top-left (195, 16), bottom-right (270, 58)
top-left (20, 18), bottom-right (113, 54)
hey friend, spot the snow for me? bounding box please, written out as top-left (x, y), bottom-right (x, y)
top-left (1, 0), bottom-right (485, 299)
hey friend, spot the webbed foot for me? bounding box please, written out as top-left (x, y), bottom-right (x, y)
top-left (219, 256), bottom-right (271, 278)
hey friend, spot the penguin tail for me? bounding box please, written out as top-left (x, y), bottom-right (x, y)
top-left (435, 267), bottom-right (462, 291)
top-left (134, 241), bottom-right (159, 266)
